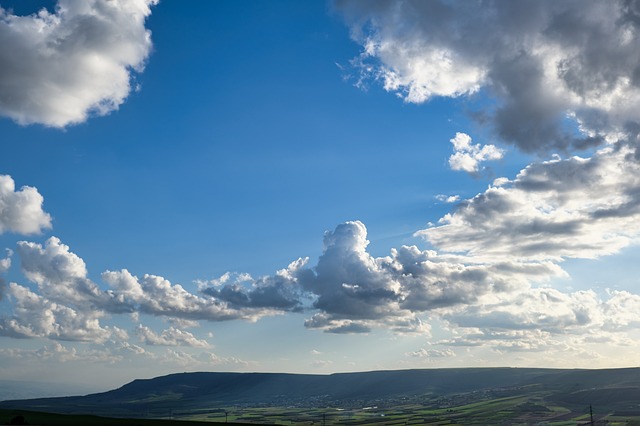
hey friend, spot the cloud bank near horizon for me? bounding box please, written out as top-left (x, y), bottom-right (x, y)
top-left (0, 206), bottom-right (638, 361)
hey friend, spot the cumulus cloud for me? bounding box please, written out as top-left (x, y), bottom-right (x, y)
top-left (0, 249), bottom-right (11, 274)
top-left (199, 264), bottom-right (305, 312)
top-left (9, 0), bottom-right (640, 366)
top-left (448, 132), bottom-right (503, 173)
top-left (0, 175), bottom-right (51, 235)
top-left (443, 288), bottom-right (603, 335)
top-left (103, 268), bottom-right (302, 322)
top-left (300, 221), bottom-right (404, 321)
top-left (0, 282), bottom-right (118, 342)
top-left (435, 287), bottom-right (640, 354)
top-left (0, 249), bottom-right (10, 299)
top-left (17, 237), bottom-right (125, 313)
top-left (338, 0), bottom-right (640, 152)
top-left (4, 236), bottom-right (308, 345)
top-left (333, 0), bottom-right (640, 352)
top-left (299, 221), bottom-right (428, 333)
top-left (418, 144), bottom-right (640, 262)
top-left (0, 0), bottom-right (157, 127)
top-left (298, 221), bottom-right (564, 334)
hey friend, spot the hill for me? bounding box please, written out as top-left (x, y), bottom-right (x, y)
top-left (3, 368), bottom-right (640, 423)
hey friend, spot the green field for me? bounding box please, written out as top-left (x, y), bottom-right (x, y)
top-left (174, 400), bottom-right (640, 425)
top-left (5, 395), bottom-right (640, 426)
top-left (119, 394), bottom-right (640, 425)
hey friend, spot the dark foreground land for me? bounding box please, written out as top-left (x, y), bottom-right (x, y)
top-left (0, 409), bottom-right (257, 426)
top-left (4, 368), bottom-right (640, 425)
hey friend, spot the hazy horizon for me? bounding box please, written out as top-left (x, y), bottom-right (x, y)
top-left (2, 0), bottom-right (640, 393)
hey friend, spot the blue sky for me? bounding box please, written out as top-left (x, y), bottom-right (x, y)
top-left (2, 0), bottom-right (640, 396)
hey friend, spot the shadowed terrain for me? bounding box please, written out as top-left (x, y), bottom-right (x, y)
top-left (3, 368), bottom-right (640, 424)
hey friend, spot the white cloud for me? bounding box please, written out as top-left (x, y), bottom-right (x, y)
top-left (418, 145), bottom-right (640, 263)
top-left (0, 175), bottom-right (51, 235)
top-left (9, 236), bottom-right (307, 339)
top-left (199, 263), bottom-right (305, 312)
top-left (160, 349), bottom-right (253, 368)
top-left (136, 325), bottom-right (210, 348)
top-left (435, 194), bottom-right (460, 203)
top-left (0, 0), bottom-right (157, 127)
top-left (448, 132), bottom-right (503, 173)
top-left (338, 0), bottom-right (640, 152)
top-left (406, 348), bottom-right (455, 358)
top-left (103, 269), bottom-right (295, 322)
top-left (0, 249), bottom-right (11, 274)
top-left (433, 286), bottom-right (640, 355)
top-left (17, 237), bottom-right (117, 311)
top-left (299, 221), bottom-right (420, 333)
top-left (0, 342), bottom-right (124, 364)
top-left (299, 221), bottom-right (562, 334)
top-left (0, 282), bottom-right (116, 342)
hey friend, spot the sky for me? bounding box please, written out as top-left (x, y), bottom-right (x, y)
top-left (2, 0), bottom-right (640, 396)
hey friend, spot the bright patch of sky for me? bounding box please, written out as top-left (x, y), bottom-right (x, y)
top-left (1, 0), bottom-right (640, 395)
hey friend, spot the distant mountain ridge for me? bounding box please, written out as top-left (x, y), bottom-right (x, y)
top-left (3, 367), bottom-right (640, 419)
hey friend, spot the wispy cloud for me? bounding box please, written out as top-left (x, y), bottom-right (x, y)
top-left (136, 325), bottom-right (210, 348)
top-left (406, 348), bottom-right (455, 358)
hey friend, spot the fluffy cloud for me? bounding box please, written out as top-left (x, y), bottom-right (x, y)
top-left (298, 221), bottom-right (564, 334)
top-left (17, 237), bottom-right (125, 313)
top-left (199, 264), bottom-right (305, 312)
top-left (14, 224), bottom-right (556, 339)
top-left (418, 144), bottom-right (640, 262)
top-left (8, 237), bottom-right (305, 332)
top-left (0, 282), bottom-right (117, 342)
top-left (7, 236), bottom-right (307, 345)
top-left (436, 287), bottom-right (640, 353)
top-left (103, 269), bottom-right (302, 322)
top-left (448, 132), bottom-right (503, 173)
top-left (301, 221), bottom-right (404, 321)
top-left (333, 0), bottom-right (640, 352)
top-left (299, 221), bottom-right (427, 333)
top-left (0, 0), bottom-right (157, 127)
top-left (338, 0), bottom-right (640, 152)
top-left (0, 175), bottom-right (51, 235)
top-left (443, 288), bottom-right (604, 334)
top-left (0, 249), bottom-right (11, 274)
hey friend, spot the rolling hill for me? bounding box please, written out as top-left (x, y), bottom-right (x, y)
top-left (3, 367), bottom-right (640, 423)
